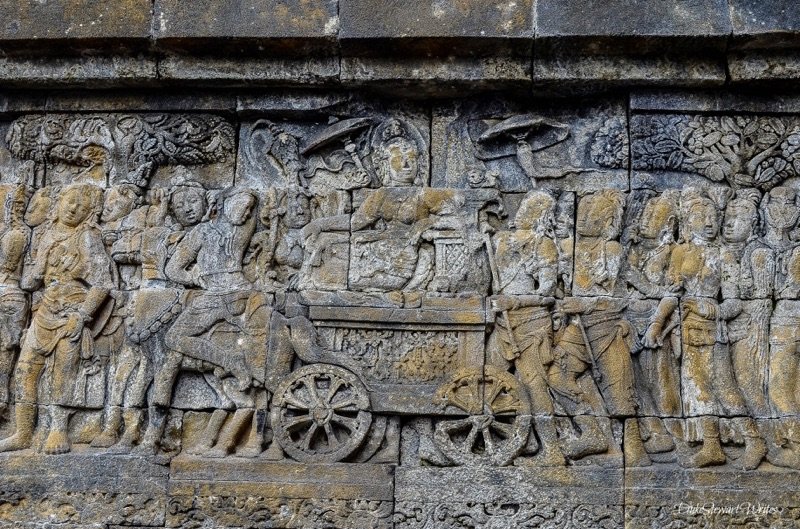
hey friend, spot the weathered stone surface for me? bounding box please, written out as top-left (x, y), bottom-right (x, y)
top-left (395, 466), bottom-right (624, 528)
top-left (0, 0), bottom-right (152, 54)
top-left (153, 0), bottom-right (339, 54)
top-left (0, 56), bottom-right (158, 88)
top-left (730, 1), bottom-right (800, 50)
top-left (534, 0), bottom-right (730, 91)
top-left (0, 451), bottom-right (168, 526)
top-left (2, 67), bottom-right (800, 528)
top-left (339, 0), bottom-right (533, 56)
top-left (158, 55), bottom-right (340, 86)
top-left (626, 465), bottom-right (800, 528)
top-left (340, 56), bottom-right (532, 93)
top-left (536, 0), bottom-right (731, 55)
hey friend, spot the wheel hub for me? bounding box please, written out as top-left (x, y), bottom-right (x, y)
top-left (312, 406), bottom-right (332, 424)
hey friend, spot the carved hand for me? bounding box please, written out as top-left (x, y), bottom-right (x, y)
top-left (489, 295), bottom-right (518, 312)
top-left (643, 323), bottom-right (663, 348)
top-left (64, 312), bottom-right (85, 343)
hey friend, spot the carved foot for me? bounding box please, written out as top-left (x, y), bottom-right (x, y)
top-left (644, 432), bottom-right (675, 454)
top-left (0, 433), bottom-right (32, 453)
top-left (43, 430), bottom-right (71, 455)
top-left (236, 444), bottom-right (263, 458)
top-left (734, 437), bottom-right (767, 470)
top-left (90, 430), bottom-right (118, 449)
top-left (514, 445), bottom-right (566, 467)
top-left (625, 448), bottom-right (653, 467)
top-left (767, 447), bottom-right (800, 470)
top-left (131, 438), bottom-right (158, 457)
top-left (204, 446), bottom-right (230, 458)
top-left (418, 436), bottom-right (451, 466)
top-left (562, 435), bottom-right (608, 460)
top-left (681, 443), bottom-right (726, 468)
top-left (186, 439), bottom-right (214, 456)
top-left (261, 442), bottom-right (285, 461)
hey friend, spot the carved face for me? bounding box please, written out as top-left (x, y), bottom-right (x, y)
top-left (687, 201), bottom-right (719, 242)
top-left (766, 187), bottom-right (799, 231)
top-left (25, 187), bottom-right (52, 227)
top-left (380, 138), bottom-right (419, 187)
top-left (58, 187), bottom-right (93, 228)
top-left (639, 199), bottom-right (675, 240)
top-left (101, 186), bottom-right (136, 223)
top-left (723, 203), bottom-right (755, 243)
top-left (224, 193), bottom-right (255, 226)
top-left (285, 191), bottom-right (311, 229)
top-left (170, 188), bottom-right (206, 227)
top-left (576, 195), bottom-right (616, 238)
top-left (514, 192), bottom-right (555, 232)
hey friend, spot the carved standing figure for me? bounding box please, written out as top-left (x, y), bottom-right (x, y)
top-left (625, 191), bottom-right (682, 455)
top-left (91, 183), bottom-right (178, 452)
top-left (568, 189), bottom-right (651, 466)
top-left (136, 188), bottom-right (262, 457)
top-left (0, 183), bottom-right (112, 454)
top-left (0, 186), bottom-right (31, 413)
top-left (668, 187), bottom-right (766, 469)
top-left (761, 187), bottom-right (800, 469)
top-left (486, 190), bottom-right (563, 466)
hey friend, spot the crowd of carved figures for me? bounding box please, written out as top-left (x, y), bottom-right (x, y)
top-left (0, 107), bottom-right (799, 475)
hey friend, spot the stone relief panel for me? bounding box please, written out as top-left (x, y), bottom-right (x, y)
top-left (0, 96), bottom-right (800, 527)
top-left (433, 97), bottom-right (628, 192)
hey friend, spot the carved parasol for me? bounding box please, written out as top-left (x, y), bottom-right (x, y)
top-left (301, 117), bottom-right (376, 186)
top-left (476, 115), bottom-right (570, 187)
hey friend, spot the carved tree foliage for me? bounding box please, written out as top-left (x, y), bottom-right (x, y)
top-left (632, 114), bottom-right (800, 189)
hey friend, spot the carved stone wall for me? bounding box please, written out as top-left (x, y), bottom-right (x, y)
top-left (2, 3), bottom-right (800, 529)
top-left (0, 91), bottom-right (798, 528)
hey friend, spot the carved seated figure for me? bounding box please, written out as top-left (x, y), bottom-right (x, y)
top-left (349, 187), bottom-right (467, 305)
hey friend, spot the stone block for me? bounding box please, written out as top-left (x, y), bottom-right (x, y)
top-left (153, 0), bottom-right (339, 55)
top-left (536, 0), bottom-right (731, 55)
top-left (0, 56), bottom-right (157, 89)
top-left (534, 0), bottom-right (729, 91)
top-left (168, 458), bottom-right (394, 528)
top-left (340, 56), bottom-right (532, 93)
top-left (0, 450), bottom-right (168, 527)
top-left (730, 0), bottom-right (800, 50)
top-left (0, 0), bottom-right (151, 53)
top-left (395, 466), bottom-right (624, 528)
top-left (339, 0), bottom-right (534, 56)
top-left (626, 465), bottom-right (800, 528)
top-left (158, 55), bottom-right (339, 87)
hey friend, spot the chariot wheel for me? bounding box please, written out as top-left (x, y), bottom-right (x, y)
top-left (433, 366), bottom-right (531, 466)
top-left (270, 364), bottom-right (372, 463)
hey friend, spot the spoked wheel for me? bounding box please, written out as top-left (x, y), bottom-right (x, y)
top-left (270, 364), bottom-right (372, 463)
top-left (433, 366), bottom-right (531, 466)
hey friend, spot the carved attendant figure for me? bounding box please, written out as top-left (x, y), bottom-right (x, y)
top-left (487, 191), bottom-right (563, 465)
top-left (625, 191), bottom-right (682, 454)
top-left (92, 183), bottom-right (179, 452)
top-left (567, 189), bottom-right (651, 466)
top-left (0, 186), bottom-right (31, 413)
top-left (762, 187), bottom-right (800, 469)
top-left (0, 183), bottom-right (112, 454)
top-left (668, 187), bottom-right (766, 469)
top-left (136, 189), bottom-right (264, 457)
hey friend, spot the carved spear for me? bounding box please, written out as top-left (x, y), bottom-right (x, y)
top-left (483, 232), bottom-right (521, 360)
